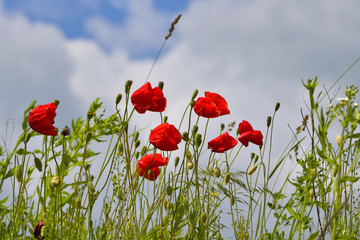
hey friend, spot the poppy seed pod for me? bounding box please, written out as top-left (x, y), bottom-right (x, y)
top-left (187, 161), bottom-right (194, 169)
top-left (214, 167), bottom-right (221, 178)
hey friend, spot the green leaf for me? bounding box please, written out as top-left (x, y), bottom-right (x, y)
top-left (0, 196), bottom-right (8, 206)
top-left (340, 176), bottom-right (360, 183)
top-left (347, 133), bottom-right (360, 139)
top-left (306, 231), bottom-right (319, 240)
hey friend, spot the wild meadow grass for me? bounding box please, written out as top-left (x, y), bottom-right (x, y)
top-left (0, 15), bottom-right (360, 240)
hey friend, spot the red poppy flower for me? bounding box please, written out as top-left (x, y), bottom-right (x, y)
top-left (29, 102), bottom-right (58, 136)
top-left (208, 132), bottom-right (238, 153)
top-left (149, 123), bottom-right (181, 151)
top-left (131, 82), bottom-right (166, 114)
top-left (136, 153), bottom-right (168, 181)
top-left (238, 121), bottom-right (263, 147)
top-left (136, 164), bottom-right (160, 181)
top-left (194, 92), bottom-right (230, 118)
top-left (138, 153), bottom-right (168, 169)
top-left (34, 220), bottom-right (44, 239)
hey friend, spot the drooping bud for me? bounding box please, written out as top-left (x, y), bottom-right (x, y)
top-left (220, 123), bottom-right (225, 131)
top-left (190, 100), bottom-right (195, 108)
top-left (224, 172), bottom-right (230, 185)
top-left (34, 157), bottom-right (42, 172)
top-left (187, 161), bottom-right (194, 169)
top-left (174, 157), bottom-right (180, 167)
top-left (49, 176), bottom-right (61, 190)
top-left (275, 102), bottom-right (281, 112)
top-left (125, 80), bottom-right (133, 94)
top-left (230, 195), bottom-right (235, 206)
top-left (214, 167), bottom-right (221, 178)
top-left (267, 116), bottom-right (272, 128)
top-left (61, 126), bottom-right (71, 136)
top-left (336, 135), bottom-right (342, 146)
top-left (115, 93), bottom-right (122, 105)
top-left (15, 165), bottom-right (23, 182)
top-left (251, 152), bottom-right (255, 160)
top-left (135, 140), bottom-right (141, 148)
top-left (158, 81), bottom-right (164, 91)
top-left (86, 132), bottom-right (92, 143)
top-left (248, 165), bottom-right (258, 175)
top-left (181, 132), bottom-right (189, 141)
top-left (54, 99), bottom-right (60, 107)
top-left (191, 89), bottom-right (199, 100)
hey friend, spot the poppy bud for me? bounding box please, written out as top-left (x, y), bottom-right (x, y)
top-left (86, 132), bottom-right (92, 143)
top-left (220, 123), bottom-right (225, 131)
top-left (163, 116), bottom-right (168, 123)
top-left (192, 125), bottom-right (198, 136)
top-left (117, 143), bottom-right (124, 156)
top-left (135, 152), bottom-right (140, 159)
top-left (34, 157), bottom-right (42, 172)
top-left (275, 102), bottom-right (280, 112)
top-left (158, 81), bottom-right (164, 90)
top-left (141, 146), bottom-right (147, 157)
top-left (88, 181), bottom-right (95, 193)
top-left (216, 232), bottom-right (221, 240)
top-left (201, 212), bottom-right (207, 223)
top-left (174, 157), bottom-right (180, 167)
top-left (134, 131), bottom-right (139, 141)
top-left (125, 80), bottom-right (133, 94)
top-left (115, 93), bottom-right (122, 105)
top-left (75, 197), bottom-right (82, 208)
top-left (248, 165), bottom-right (258, 175)
top-left (181, 132), bottom-right (189, 141)
top-left (224, 173), bottom-right (230, 185)
top-left (309, 188), bottom-right (314, 200)
top-left (163, 199), bottom-right (168, 210)
top-left (166, 186), bottom-right (173, 196)
top-left (230, 195), bottom-right (235, 206)
top-left (251, 152), bottom-right (255, 160)
top-left (333, 165), bottom-right (338, 177)
top-left (191, 89), bottom-right (199, 100)
top-left (87, 112), bottom-right (94, 121)
top-left (187, 161), bottom-right (194, 169)
top-left (24, 132), bottom-right (31, 143)
top-left (336, 135), bottom-right (342, 146)
top-left (54, 99), bottom-right (60, 106)
top-left (214, 167), bottom-right (221, 178)
top-left (310, 168), bottom-right (317, 179)
top-left (190, 100), bottom-right (195, 108)
top-left (50, 176), bottom-right (61, 190)
top-left (15, 165), bottom-right (23, 182)
top-left (195, 134), bottom-right (202, 147)
top-left (135, 140), bottom-right (141, 148)
top-left (267, 116), bottom-right (272, 128)
top-left (254, 155), bottom-right (259, 164)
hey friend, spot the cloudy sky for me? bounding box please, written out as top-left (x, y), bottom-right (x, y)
top-left (1, 0), bottom-right (360, 163)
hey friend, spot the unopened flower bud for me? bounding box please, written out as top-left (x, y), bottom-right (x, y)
top-left (174, 157), bottom-right (180, 167)
top-left (190, 100), bottom-right (195, 108)
top-left (187, 161), bottom-right (194, 169)
top-left (141, 146), bottom-right (147, 156)
top-left (201, 212), bottom-right (207, 223)
top-left (214, 167), bottom-right (221, 178)
top-left (220, 123), bottom-right (225, 131)
top-left (54, 99), bottom-right (60, 106)
top-left (192, 125), bottom-right (198, 136)
top-left (117, 143), bottom-right (124, 156)
top-left (115, 93), bottom-right (122, 105)
top-left (248, 165), bottom-right (258, 175)
top-left (191, 89), bottom-right (199, 100)
top-left (181, 132), bottom-right (189, 141)
top-left (125, 80), bottom-right (133, 94)
top-left (309, 188), bottom-right (314, 200)
top-left (134, 131), bottom-right (139, 141)
top-left (135, 140), bottom-right (141, 148)
top-left (24, 132), bottom-right (31, 143)
top-left (163, 199), bottom-right (168, 210)
top-left (224, 173), bottom-right (230, 185)
top-left (275, 102), bottom-right (281, 112)
top-left (50, 176), bottom-right (61, 189)
top-left (158, 81), bottom-right (164, 90)
top-left (195, 134), bottom-right (202, 147)
top-left (336, 135), bottom-right (342, 146)
top-left (230, 195), bottom-right (235, 206)
top-left (166, 186), bottom-right (173, 196)
top-left (251, 152), bottom-right (255, 159)
top-left (86, 132), bottom-right (92, 143)
top-left (310, 168), bottom-right (317, 179)
top-left (354, 103), bottom-right (359, 108)
top-left (135, 152), bottom-right (140, 159)
top-left (254, 155), bottom-right (259, 164)
top-left (333, 165), bottom-right (338, 177)
top-left (75, 197), bottom-right (82, 209)
top-left (34, 157), bottom-right (42, 172)
top-left (15, 165), bottom-right (23, 182)
top-left (88, 181), bottom-right (95, 193)
top-left (267, 116), bottom-right (272, 128)
top-left (163, 116), bottom-right (168, 123)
